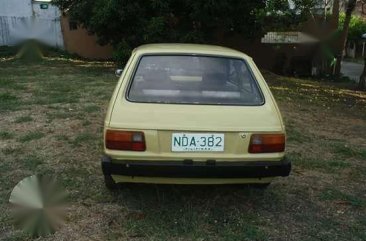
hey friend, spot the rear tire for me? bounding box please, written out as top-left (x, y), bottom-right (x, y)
top-left (250, 183), bottom-right (271, 189)
top-left (104, 175), bottom-right (118, 190)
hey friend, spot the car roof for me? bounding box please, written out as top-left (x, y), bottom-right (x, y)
top-left (133, 44), bottom-right (251, 59)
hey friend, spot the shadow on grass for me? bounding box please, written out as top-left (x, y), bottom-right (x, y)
top-left (104, 183), bottom-right (277, 240)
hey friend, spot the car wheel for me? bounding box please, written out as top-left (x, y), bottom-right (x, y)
top-left (250, 183), bottom-right (271, 189)
top-left (104, 175), bottom-right (118, 190)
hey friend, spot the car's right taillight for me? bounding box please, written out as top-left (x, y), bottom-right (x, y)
top-left (105, 130), bottom-right (146, 151)
top-left (248, 134), bottom-right (285, 153)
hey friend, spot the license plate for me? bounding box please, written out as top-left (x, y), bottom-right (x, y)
top-left (171, 133), bottom-right (224, 152)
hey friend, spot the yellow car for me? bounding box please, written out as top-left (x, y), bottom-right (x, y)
top-left (102, 44), bottom-right (290, 189)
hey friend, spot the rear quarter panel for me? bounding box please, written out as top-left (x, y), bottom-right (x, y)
top-left (104, 51), bottom-right (136, 127)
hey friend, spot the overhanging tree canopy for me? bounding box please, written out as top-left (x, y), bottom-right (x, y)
top-left (339, 13), bottom-right (366, 41)
top-left (53, 0), bottom-right (315, 62)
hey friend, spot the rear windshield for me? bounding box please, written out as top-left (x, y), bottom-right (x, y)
top-left (127, 55), bottom-right (264, 105)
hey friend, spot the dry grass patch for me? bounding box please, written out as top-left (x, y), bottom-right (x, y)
top-left (0, 60), bottom-right (365, 241)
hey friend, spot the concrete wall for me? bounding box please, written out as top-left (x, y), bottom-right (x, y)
top-left (0, 0), bottom-right (112, 59)
top-left (0, 0), bottom-right (32, 17)
top-left (60, 16), bottom-right (113, 60)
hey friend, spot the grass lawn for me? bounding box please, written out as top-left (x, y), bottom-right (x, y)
top-left (0, 58), bottom-right (365, 241)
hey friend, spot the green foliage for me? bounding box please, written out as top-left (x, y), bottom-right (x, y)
top-left (22, 154), bottom-right (44, 170)
top-left (0, 92), bottom-right (20, 112)
top-left (0, 46), bottom-right (20, 58)
top-left (320, 188), bottom-right (365, 207)
top-left (0, 131), bottom-right (14, 140)
top-left (14, 116), bottom-right (33, 123)
top-left (18, 131), bottom-right (45, 143)
top-left (256, 0), bottom-right (316, 31)
top-left (71, 132), bottom-right (97, 146)
top-left (339, 13), bottom-right (366, 40)
top-left (53, 0), bottom-right (315, 63)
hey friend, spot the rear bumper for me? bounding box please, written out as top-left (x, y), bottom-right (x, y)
top-left (101, 156), bottom-right (291, 179)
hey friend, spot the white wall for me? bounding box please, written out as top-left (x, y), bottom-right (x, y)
top-left (33, 1), bottom-right (61, 19)
top-left (0, 0), bottom-right (32, 17)
top-left (0, 0), bottom-right (64, 48)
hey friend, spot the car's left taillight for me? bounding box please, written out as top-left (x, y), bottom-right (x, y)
top-left (105, 130), bottom-right (146, 151)
top-left (248, 134), bottom-right (285, 153)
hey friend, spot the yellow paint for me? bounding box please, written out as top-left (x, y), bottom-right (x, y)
top-left (104, 44), bottom-right (286, 184)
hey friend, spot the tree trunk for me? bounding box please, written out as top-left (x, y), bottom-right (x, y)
top-left (359, 58), bottom-right (366, 91)
top-left (334, 0), bottom-right (357, 78)
top-left (332, 0), bottom-right (340, 29)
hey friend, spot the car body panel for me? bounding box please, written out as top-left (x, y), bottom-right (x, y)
top-left (108, 102), bottom-right (282, 131)
top-left (102, 44), bottom-right (288, 184)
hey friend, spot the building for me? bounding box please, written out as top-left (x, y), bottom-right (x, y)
top-left (60, 16), bottom-right (113, 59)
top-left (0, 0), bottom-right (112, 59)
top-left (216, 0), bottom-right (338, 76)
top-left (0, 0), bottom-right (64, 48)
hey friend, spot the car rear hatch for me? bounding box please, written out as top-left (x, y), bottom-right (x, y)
top-left (107, 101), bottom-right (284, 161)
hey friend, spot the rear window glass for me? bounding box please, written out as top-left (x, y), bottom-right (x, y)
top-left (127, 55), bottom-right (264, 105)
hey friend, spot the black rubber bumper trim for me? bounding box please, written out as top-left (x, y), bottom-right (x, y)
top-left (101, 155), bottom-right (291, 178)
